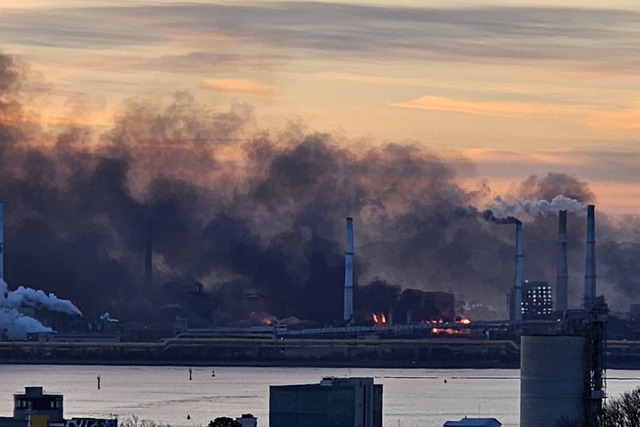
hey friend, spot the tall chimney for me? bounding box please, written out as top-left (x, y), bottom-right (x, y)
top-left (513, 221), bottom-right (523, 322)
top-left (343, 217), bottom-right (354, 323)
top-left (145, 218), bottom-right (153, 290)
top-left (0, 200), bottom-right (4, 284)
top-left (556, 210), bottom-right (568, 312)
top-left (584, 204), bottom-right (597, 308)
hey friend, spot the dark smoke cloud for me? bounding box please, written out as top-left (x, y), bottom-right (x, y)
top-left (1, 51), bottom-right (639, 329)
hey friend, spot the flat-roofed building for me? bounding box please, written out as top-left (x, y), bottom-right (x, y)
top-left (270, 377), bottom-right (382, 427)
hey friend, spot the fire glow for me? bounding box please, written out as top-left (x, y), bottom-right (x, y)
top-left (431, 327), bottom-right (471, 336)
top-left (372, 313), bottom-right (387, 325)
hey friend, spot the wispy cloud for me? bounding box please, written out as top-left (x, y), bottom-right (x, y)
top-left (202, 78), bottom-right (277, 98)
top-left (463, 148), bottom-right (640, 183)
top-left (390, 95), bottom-right (566, 117)
top-left (391, 94), bottom-right (640, 137)
top-left (2, 3), bottom-right (640, 70)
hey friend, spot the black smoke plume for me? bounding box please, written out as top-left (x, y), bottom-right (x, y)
top-left (1, 52), bottom-right (639, 329)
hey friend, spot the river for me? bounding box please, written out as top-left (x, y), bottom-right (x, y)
top-left (0, 365), bottom-right (639, 427)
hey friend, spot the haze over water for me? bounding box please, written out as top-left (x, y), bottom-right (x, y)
top-left (0, 366), bottom-right (639, 427)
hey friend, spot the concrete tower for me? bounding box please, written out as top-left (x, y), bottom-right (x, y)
top-left (584, 205), bottom-right (596, 308)
top-left (556, 210), bottom-right (568, 312)
top-left (343, 217), bottom-right (354, 323)
top-left (513, 221), bottom-right (523, 322)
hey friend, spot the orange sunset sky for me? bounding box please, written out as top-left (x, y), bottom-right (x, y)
top-left (1, 0), bottom-right (639, 216)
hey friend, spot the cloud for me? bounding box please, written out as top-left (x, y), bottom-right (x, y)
top-left (3, 3), bottom-right (640, 70)
top-left (464, 148), bottom-right (640, 183)
top-left (389, 95), bottom-right (567, 117)
top-left (203, 78), bottom-right (277, 99)
top-left (391, 94), bottom-right (640, 139)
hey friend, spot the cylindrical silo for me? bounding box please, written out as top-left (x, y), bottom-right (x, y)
top-left (520, 335), bottom-right (587, 427)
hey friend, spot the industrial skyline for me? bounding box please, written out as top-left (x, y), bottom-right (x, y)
top-left (0, 1), bottom-right (639, 327)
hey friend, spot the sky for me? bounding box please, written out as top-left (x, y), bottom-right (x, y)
top-left (1, 0), bottom-right (640, 324)
top-left (1, 0), bottom-right (639, 216)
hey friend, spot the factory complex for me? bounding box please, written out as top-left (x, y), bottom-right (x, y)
top-left (0, 201), bottom-right (634, 425)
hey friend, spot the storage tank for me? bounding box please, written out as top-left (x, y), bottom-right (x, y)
top-left (520, 335), bottom-right (587, 427)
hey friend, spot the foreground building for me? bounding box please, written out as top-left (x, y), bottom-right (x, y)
top-left (270, 377), bottom-right (382, 427)
top-left (0, 387), bottom-right (116, 427)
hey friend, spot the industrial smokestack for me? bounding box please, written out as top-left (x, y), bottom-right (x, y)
top-left (343, 217), bottom-right (354, 323)
top-left (145, 218), bottom-right (153, 290)
top-left (513, 221), bottom-right (523, 322)
top-left (0, 201), bottom-right (4, 284)
top-left (556, 210), bottom-right (568, 312)
top-left (584, 205), bottom-right (596, 308)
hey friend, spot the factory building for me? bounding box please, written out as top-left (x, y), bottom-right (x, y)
top-left (7, 387), bottom-right (64, 427)
top-left (269, 377), bottom-right (382, 427)
top-left (395, 290), bottom-right (455, 323)
top-left (521, 281), bottom-right (553, 320)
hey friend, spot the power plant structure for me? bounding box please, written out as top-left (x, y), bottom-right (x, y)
top-left (0, 201), bottom-right (5, 285)
top-left (512, 221), bottom-right (523, 323)
top-left (520, 205), bottom-right (607, 427)
top-left (0, 199), bottom-right (620, 426)
top-left (556, 210), bottom-right (569, 313)
top-left (343, 217), bottom-right (354, 325)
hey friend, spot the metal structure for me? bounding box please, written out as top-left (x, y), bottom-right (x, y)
top-left (585, 299), bottom-right (607, 426)
top-left (582, 205), bottom-right (606, 426)
top-left (520, 204), bottom-right (606, 427)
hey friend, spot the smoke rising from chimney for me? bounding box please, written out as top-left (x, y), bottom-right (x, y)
top-left (489, 195), bottom-right (587, 220)
top-left (0, 52), bottom-right (638, 326)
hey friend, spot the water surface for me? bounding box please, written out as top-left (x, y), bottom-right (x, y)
top-left (0, 365), bottom-right (638, 427)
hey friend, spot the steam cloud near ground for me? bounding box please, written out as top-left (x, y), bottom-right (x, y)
top-left (0, 279), bottom-right (82, 339)
top-left (1, 52), bottom-right (639, 329)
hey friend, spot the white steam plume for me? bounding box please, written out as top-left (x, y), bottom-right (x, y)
top-left (0, 307), bottom-right (52, 340)
top-left (488, 195), bottom-right (587, 220)
top-left (5, 286), bottom-right (82, 315)
top-left (0, 279), bottom-right (82, 340)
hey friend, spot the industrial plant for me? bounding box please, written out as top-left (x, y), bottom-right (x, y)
top-left (0, 200), bottom-right (632, 426)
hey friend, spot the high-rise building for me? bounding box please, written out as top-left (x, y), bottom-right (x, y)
top-left (521, 281), bottom-right (553, 319)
